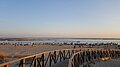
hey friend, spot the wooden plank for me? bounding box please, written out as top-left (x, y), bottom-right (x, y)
top-left (22, 59), bottom-right (25, 67)
top-left (44, 53), bottom-right (50, 66)
top-left (34, 56), bottom-right (38, 67)
top-left (4, 64), bottom-right (10, 67)
top-left (63, 50), bottom-right (65, 60)
top-left (30, 56), bottom-right (36, 67)
top-left (53, 51), bottom-right (57, 63)
top-left (19, 59), bottom-right (25, 67)
top-left (0, 48), bottom-right (119, 67)
top-left (49, 53), bottom-right (52, 66)
top-left (41, 54), bottom-right (44, 67)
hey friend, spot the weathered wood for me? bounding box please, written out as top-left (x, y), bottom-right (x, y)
top-left (63, 50), bottom-right (66, 60)
top-left (4, 64), bottom-right (10, 67)
top-left (19, 59), bottom-right (25, 67)
top-left (30, 56), bottom-right (36, 67)
top-left (59, 51), bottom-right (62, 62)
top-left (41, 54), bottom-right (44, 67)
top-left (37, 58), bottom-right (42, 67)
top-left (72, 50), bottom-right (74, 55)
top-left (44, 53), bottom-right (50, 66)
top-left (53, 51), bottom-right (57, 63)
top-left (49, 53), bottom-right (52, 66)
top-left (34, 56), bottom-right (38, 67)
top-left (68, 50), bottom-right (71, 58)
top-left (69, 49), bottom-right (120, 67)
top-left (0, 49), bottom-right (119, 67)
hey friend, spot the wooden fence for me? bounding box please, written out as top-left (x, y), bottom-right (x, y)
top-left (68, 49), bottom-right (120, 67)
top-left (0, 48), bottom-right (119, 67)
top-left (0, 48), bottom-right (90, 67)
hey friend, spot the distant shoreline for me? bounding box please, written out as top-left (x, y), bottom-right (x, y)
top-left (0, 38), bottom-right (120, 41)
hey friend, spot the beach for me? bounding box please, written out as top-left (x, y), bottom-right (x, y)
top-left (0, 40), bottom-right (119, 58)
top-left (0, 43), bottom-right (119, 67)
top-left (0, 39), bottom-right (119, 67)
top-left (0, 45), bottom-right (76, 58)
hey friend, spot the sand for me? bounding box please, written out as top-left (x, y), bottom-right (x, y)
top-left (0, 44), bottom-right (118, 57)
top-left (0, 45), bottom-right (76, 57)
top-left (0, 45), bottom-right (119, 67)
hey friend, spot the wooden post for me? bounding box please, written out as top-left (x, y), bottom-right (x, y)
top-left (68, 50), bottom-right (71, 58)
top-left (4, 64), bottom-right (10, 67)
top-left (72, 59), bottom-right (74, 67)
top-left (72, 50), bottom-right (74, 55)
top-left (34, 56), bottom-right (38, 67)
top-left (54, 51), bottom-right (57, 63)
top-left (60, 51), bottom-right (62, 62)
top-left (63, 50), bottom-right (65, 60)
top-left (49, 54), bottom-right (52, 66)
top-left (73, 56), bottom-right (75, 67)
top-left (41, 54), bottom-right (44, 67)
top-left (22, 59), bottom-right (25, 67)
top-left (77, 53), bottom-right (80, 65)
top-left (19, 59), bottom-right (25, 67)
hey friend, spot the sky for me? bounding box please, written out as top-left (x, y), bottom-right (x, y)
top-left (0, 0), bottom-right (120, 38)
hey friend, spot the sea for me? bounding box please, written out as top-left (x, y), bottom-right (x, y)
top-left (0, 38), bottom-right (120, 45)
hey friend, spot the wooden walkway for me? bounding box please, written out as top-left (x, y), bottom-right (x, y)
top-left (0, 48), bottom-right (119, 67)
top-left (51, 59), bottom-right (120, 67)
top-left (51, 59), bottom-right (69, 67)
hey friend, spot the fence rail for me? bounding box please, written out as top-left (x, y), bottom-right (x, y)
top-left (0, 48), bottom-right (90, 67)
top-left (68, 49), bottom-right (120, 67)
top-left (0, 48), bottom-right (120, 67)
